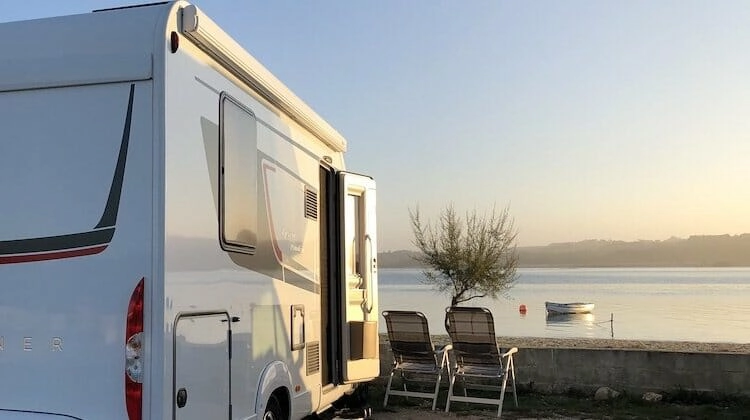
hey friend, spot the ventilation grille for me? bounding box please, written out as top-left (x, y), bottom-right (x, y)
top-left (306, 341), bottom-right (320, 375)
top-left (304, 188), bottom-right (318, 220)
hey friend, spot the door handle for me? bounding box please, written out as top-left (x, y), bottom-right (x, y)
top-left (363, 235), bottom-right (374, 315)
top-left (176, 387), bottom-right (188, 408)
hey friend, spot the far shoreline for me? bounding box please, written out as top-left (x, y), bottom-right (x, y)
top-left (379, 235), bottom-right (750, 268)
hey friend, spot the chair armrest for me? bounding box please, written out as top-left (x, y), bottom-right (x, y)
top-left (501, 347), bottom-right (518, 358)
top-left (435, 343), bottom-right (453, 355)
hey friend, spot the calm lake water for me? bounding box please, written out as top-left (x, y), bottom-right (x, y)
top-left (378, 267), bottom-right (750, 343)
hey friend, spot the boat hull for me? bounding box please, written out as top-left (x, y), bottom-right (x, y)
top-left (545, 301), bottom-right (595, 314)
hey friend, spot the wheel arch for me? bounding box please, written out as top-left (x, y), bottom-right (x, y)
top-left (255, 361), bottom-right (292, 417)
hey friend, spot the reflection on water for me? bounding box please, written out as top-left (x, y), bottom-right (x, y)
top-left (545, 312), bottom-right (595, 325)
top-left (545, 313), bottom-right (602, 338)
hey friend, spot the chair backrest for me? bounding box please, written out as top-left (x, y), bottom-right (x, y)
top-left (382, 310), bottom-right (437, 365)
top-left (444, 306), bottom-right (500, 366)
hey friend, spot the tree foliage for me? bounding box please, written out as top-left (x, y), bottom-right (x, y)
top-left (409, 204), bottom-right (518, 307)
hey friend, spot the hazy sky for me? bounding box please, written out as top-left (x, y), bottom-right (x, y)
top-left (5, 1), bottom-right (750, 250)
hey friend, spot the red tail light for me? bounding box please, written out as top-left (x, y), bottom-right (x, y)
top-left (126, 278), bottom-right (144, 420)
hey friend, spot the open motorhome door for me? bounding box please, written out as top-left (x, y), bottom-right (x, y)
top-left (338, 172), bottom-right (379, 383)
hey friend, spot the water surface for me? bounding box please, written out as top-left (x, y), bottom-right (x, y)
top-left (378, 267), bottom-right (750, 343)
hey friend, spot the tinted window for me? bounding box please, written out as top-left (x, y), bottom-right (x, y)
top-left (220, 94), bottom-right (257, 252)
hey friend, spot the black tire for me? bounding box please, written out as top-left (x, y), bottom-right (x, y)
top-left (263, 394), bottom-right (284, 420)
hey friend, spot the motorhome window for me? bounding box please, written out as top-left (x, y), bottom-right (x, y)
top-left (220, 94), bottom-right (258, 253)
top-left (344, 194), bottom-right (362, 278)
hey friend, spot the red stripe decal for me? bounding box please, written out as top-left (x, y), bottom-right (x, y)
top-left (0, 245), bottom-right (109, 265)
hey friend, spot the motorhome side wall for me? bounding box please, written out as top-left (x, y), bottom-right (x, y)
top-left (0, 6), bottom-right (161, 420)
top-left (0, 2), bottom-right (374, 419)
top-left (160, 3), bottom-right (348, 419)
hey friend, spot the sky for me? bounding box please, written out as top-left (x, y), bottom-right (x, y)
top-left (4, 1), bottom-right (750, 251)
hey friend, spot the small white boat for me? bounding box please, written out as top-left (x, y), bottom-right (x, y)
top-left (545, 301), bottom-right (595, 314)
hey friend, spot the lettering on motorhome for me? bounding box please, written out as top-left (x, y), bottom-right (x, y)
top-left (0, 336), bottom-right (63, 351)
top-left (51, 337), bottom-right (63, 351)
top-left (281, 228), bottom-right (303, 253)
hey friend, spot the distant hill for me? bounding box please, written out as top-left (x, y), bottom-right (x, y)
top-left (377, 250), bottom-right (426, 268)
top-left (378, 234), bottom-right (750, 268)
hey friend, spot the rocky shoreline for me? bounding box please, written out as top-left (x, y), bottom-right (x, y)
top-left (496, 336), bottom-right (750, 353)
top-left (413, 335), bottom-right (750, 354)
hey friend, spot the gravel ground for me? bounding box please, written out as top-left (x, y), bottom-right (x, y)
top-left (371, 407), bottom-right (578, 420)
top-left (372, 408), bottom-right (489, 419)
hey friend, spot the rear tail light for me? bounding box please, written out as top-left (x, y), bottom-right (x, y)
top-left (126, 278), bottom-right (144, 420)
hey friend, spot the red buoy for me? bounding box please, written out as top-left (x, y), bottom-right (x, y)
top-left (519, 304), bottom-right (527, 314)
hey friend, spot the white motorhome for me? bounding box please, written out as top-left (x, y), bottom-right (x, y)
top-left (0, 2), bottom-right (379, 419)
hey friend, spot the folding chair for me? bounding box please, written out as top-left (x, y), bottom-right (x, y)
top-left (382, 310), bottom-right (452, 410)
top-left (444, 306), bottom-right (518, 418)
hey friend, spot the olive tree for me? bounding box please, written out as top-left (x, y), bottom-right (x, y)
top-left (409, 204), bottom-right (518, 307)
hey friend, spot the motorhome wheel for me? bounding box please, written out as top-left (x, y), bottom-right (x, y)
top-left (264, 394), bottom-right (284, 420)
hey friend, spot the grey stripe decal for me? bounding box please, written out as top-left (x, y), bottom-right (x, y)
top-left (0, 410), bottom-right (83, 420)
top-left (0, 228), bottom-right (115, 255)
top-left (96, 83), bottom-right (135, 228)
top-left (0, 83), bottom-right (134, 256)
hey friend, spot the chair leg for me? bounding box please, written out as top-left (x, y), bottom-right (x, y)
top-left (400, 371), bottom-right (408, 402)
top-left (445, 372), bottom-right (457, 412)
top-left (431, 371), bottom-right (442, 411)
top-left (497, 370), bottom-right (508, 418)
top-left (509, 356), bottom-right (518, 407)
top-left (434, 349), bottom-right (450, 411)
top-left (497, 353), bottom-right (518, 417)
top-left (383, 370), bottom-right (395, 407)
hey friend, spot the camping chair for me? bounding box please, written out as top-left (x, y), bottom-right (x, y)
top-left (382, 310), bottom-right (452, 410)
top-left (444, 306), bottom-right (518, 418)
